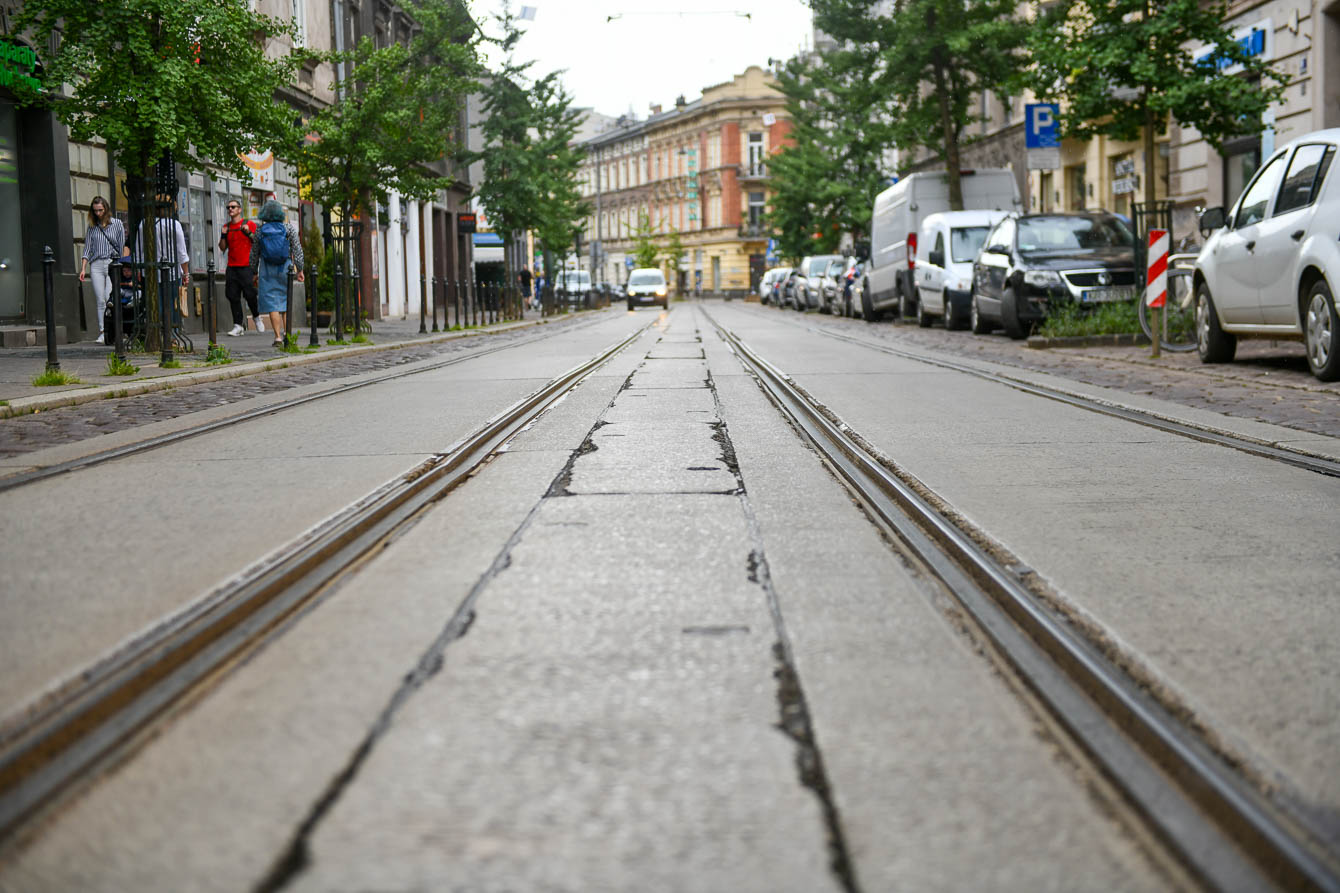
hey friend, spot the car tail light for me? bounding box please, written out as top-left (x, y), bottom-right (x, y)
top-left (907, 232), bottom-right (917, 270)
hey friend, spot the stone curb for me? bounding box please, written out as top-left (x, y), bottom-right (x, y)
top-left (1026, 333), bottom-right (1151, 350)
top-left (0, 315), bottom-right (573, 420)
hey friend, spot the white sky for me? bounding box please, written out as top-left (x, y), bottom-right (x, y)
top-left (472, 0), bottom-right (815, 118)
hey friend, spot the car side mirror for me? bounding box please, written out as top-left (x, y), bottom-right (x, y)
top-left (1198, 206), bottom-right (1227, 235)
top-left (984, 245), bottom-right (1007, 256)
top-left (928, 250), bottom-right (945, 267)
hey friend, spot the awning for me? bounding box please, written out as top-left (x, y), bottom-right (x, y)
top-left (472, 232), bottom-right (504, 246)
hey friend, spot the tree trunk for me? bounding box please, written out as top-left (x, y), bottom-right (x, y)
top-left (931, 58), bottom-right (963, 210)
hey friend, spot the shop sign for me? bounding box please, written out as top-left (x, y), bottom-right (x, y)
top-left (457, 212), bottom-right (477, 233)
top-left (240, 149), bottom-right (274, 190)
top-left (0, 38), bottom-right (40, 92)
top-left (1113, 176), bottom-right (1138, 195)
top-left (1114, 158), bottom-right (1136, 176)
top-left (1193, 19), bottom-right (1271, 75)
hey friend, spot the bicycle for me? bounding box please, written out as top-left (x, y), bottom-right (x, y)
top-left (1137, 248), bottom-right (1199, 352)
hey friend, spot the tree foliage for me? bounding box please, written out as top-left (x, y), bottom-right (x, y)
top-left (1027, 0), bottom-right (1288, 208)
top-left (767, 48), bottom-right (892, 260)
top-left (811, 0), bottom-right (1030, 210)
top-left (662, 230), bottom-right (686, 291)
top-left (302, 0), bottom-right (480, 214)
top-left (473, 4), bottom-right (588, 286)
top-left (631, 211), bottom-right (660, 268)
top-left (13, 0), bottom-right (302, 179)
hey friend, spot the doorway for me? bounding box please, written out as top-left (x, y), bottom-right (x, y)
top-left (0, 100), bottom-right (24, 319)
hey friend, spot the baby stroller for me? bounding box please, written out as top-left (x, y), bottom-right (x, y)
top-left (102, 261), bottom-right (144, 346)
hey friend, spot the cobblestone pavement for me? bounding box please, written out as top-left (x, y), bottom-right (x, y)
top-left (795, 310), bottom-right (1340, 438)
top-left (0, 315), bottom-right (594, 461)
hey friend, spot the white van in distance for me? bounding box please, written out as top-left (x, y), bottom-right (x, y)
top-left (865, 169), bottom-right (1022, 321)
top-left (913, 210), bottom-right (1012, 329)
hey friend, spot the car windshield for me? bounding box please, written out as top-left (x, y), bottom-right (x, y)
top-left (1016, 216), bottom-right (1133, 253)
top-left (826, 260), bottom-right (845, 276)
top-left (949, 227), bottom-right (991, 263)
top-left (807, 259), bottom-right (830, 276)
top-left (628, 271), bottom-right (664, 286)
top-left (561, 272), bottom-right (590, 287)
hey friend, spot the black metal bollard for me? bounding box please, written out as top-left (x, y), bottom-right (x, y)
top-left (308, 263), bottom-right (320, 348)
top-left (42, 246), bottom-right (59, 371)
top-left (205, 258), bottom-right (216, 347)
top-left (419, 274), bottom-right (428, 334)
top-left (431, 277), bottom-right (440, 332)
top-left (284, 267), bottom-right (294, 347)
top-left (109, 257), bottom-right (126, 362)
top-left (333, 256), bottom-right (345, 342)
top-left (158, 262), bottom-right (173, 366)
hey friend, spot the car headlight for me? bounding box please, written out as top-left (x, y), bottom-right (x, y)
top-left (1024, 270), bottom-right (1062, 287)
top-left (655, 286), bottom-right (667, 297)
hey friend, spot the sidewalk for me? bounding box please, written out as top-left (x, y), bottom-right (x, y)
top-left (0, 313), bottom-right (556, 416)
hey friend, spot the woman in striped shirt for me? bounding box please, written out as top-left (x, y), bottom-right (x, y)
top-left (77, 196), bottom-right (128, 345)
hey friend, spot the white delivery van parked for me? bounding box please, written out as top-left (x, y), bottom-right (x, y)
top-left (913, 209), bottom-right (1011, 329)
top-left (865, 169), bottom-right (1021, 321)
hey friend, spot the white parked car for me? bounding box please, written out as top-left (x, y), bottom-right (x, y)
top-left (1194, 128), bottom-right (1339, 381)
top-left (913, 210), bottom-right (1011, 329)
top-left (865, 169), bottom-right (1021, 321)
top-left (625, 268), bottom-right (668, 310)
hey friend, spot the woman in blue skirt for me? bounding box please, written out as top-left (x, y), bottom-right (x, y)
top-left (249, 200), bottom-right (305, 346)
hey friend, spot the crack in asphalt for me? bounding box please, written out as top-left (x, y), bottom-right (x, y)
top-left (253, 366), bottom-right (638, 893)
top-left (701, 356), bottom-right (862, 893)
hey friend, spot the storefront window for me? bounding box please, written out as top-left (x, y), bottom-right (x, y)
top-left (1222, 136), bottom-right (1262, 209)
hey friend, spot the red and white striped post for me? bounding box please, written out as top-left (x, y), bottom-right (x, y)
top-left (1146, 228), bottom-right (1168, 358)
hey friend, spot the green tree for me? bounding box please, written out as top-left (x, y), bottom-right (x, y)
top-left (14, 0), bottom-right (303, 347)
top-left (473, 3), bottom-right (588, 294)
top-left (303, 0), bottom-right (479, 221)
top-left (663, 230), bottom-right (686, 293)
top-left (767, 47), bottom-right (894, 259)
top-left (812, 0), bottom-right (1029, 210)
top-left (1027, 0), bottom-right (1287, 214)
top-left (631, 211), bottom-right (660, 268)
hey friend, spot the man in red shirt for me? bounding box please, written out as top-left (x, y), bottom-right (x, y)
top-left (218, 200), bottom-right (263, 335)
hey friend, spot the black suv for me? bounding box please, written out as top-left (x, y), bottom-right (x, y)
top-left (971, 212), bottom-right (1136, 339)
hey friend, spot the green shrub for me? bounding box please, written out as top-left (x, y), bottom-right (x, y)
top-left (104, 353), bottom-right (138, 376)
top-left (32, 367), bottom-right (81, 386)
top-left (1038, 299), bottom-right (1141, 338)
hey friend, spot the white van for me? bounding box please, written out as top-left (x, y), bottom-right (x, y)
top-left (865, 169), bottom-right (1021, 321)
top-left (913, 210), bottom-right (1011, 329)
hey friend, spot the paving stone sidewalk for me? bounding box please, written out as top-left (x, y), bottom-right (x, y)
top-left (0, 312), bottom-right (591, 460)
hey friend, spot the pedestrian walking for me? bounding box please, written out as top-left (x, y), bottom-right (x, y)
top-left (77, 197), bottom-right (127, 344)
top-left (218, 199), bottom-right (261, 336)
top-left (134, 197), bottom-right (190, 325)
top-left (249, 200), bottom-right (304, 347)
top-left (518, 266), bottom-right (532, 307)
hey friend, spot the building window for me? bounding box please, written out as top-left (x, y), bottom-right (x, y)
top-left (291, 0), bottom-right (307, 45)
top-left (1066, 162), bottom-right (1087, 210)
top-left (748, 191), bottom-right (764, 229)
top-left (1221, 134), bottom-right (1262, 208)
top-left (747, 132), bottom-right (765, 177)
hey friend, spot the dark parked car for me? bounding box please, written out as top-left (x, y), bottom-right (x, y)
top-left (971, 212), bottom-right (1137, 339)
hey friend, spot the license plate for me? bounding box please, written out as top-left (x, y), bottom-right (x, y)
top-left (1080, 286), bottom-right (1136, 303)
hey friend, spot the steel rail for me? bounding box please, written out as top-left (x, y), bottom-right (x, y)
top-left (0, 322), bottom-right (651, 845)
top-left (706, 311), bottom-right (1340, 893)
top-left (782, 314), bottom-right (1340, 479)
top-left (0, 316), bottom-right (609, 495)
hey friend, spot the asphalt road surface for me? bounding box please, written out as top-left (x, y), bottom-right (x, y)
top-left (1, 301), bottom-right (1336, 892)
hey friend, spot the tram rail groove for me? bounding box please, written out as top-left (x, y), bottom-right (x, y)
top-left (0, 323), bottom-right (651, 848)
top-left (785, 315), bottom-right (1340, 478)
top-left (705, 311), bottom-right (1340, 893)
top-left (0, 316), bottom-right (610, 495)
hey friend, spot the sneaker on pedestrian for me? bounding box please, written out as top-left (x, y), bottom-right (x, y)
top-left (94, 332), bottom-right (105, 345)
top-left (227, 324), bottom-right (244, 337)
top-left (255, 317), bottom-right (265, 332)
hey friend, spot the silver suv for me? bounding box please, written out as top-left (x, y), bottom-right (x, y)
top-left (1194, 129), bottom-right (1340, 381)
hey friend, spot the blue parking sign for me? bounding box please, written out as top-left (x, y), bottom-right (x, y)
top-left (1026, 103), bottom-right (1060, 148)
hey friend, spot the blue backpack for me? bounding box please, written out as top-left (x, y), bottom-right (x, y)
top-left (257, 221), bottom-right (288, 264)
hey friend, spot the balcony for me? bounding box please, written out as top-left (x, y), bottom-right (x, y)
top-left (739, 163), bottom-right (769, 180)
top-left (737, 223), bottom-right (768, 239)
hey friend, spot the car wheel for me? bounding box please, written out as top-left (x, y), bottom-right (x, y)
top-left (660, 299), bottom-right (669, 310)
top-left (970, 292), bottom-right (991, 335)
top-left (627, 300), bottom-right (635, 312)
top-left (1000, 288), bottom-right (1027, 340)
top-left (898, 282), bottom-right (915, 321)
top-left (1303, 279), bottom-right (1339, 381)
top-left (1195, 283), bottom-right (1236, 364)
top-left (916, 290), bottom-right (933, 328)
top-left (944, 297), bottom-right (962, 331)
top-left (861, 280), bottom-right (882, 322)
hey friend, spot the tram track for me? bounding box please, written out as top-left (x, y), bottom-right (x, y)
top-left (0, 315), bottom-right (611, 494)
top-left (771, 311), bottom-right (1340, 478)
top-left (703, 308), bottom-right (1340, 893)
top-left (0, 321), bottom-right (652, 849)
